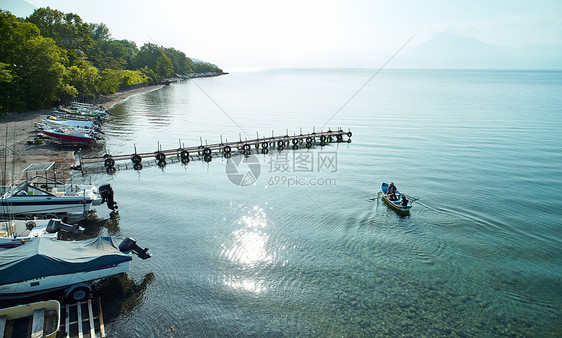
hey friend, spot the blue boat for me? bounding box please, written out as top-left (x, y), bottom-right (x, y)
top-left (380, 182), bottom-right (413, 212)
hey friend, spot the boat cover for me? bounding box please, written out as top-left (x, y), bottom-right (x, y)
top-left (0, 237), bottom-right (132, 285)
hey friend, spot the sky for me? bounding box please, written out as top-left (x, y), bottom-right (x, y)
top-left (3, 0), bottom-right (562, 69)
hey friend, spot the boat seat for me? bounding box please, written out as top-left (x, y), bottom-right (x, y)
top-left (0, 315), bottom-right (6, 337)
top-left (31, 308), bottom-right (45, 338)
top-left (51, 188), bottom-right (66, 196)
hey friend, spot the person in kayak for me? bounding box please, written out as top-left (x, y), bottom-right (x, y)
top-left (386, 182), bottom-right (397, 201)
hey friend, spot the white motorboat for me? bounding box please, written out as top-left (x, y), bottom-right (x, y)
top-left (0, 164), bottom-right (117, 217)
top-left (0, 219), bottom-right (82, 249)
top-left (0, 179), bottom-right (110, 216)
top-left (0, 300), bottom-right (61, 338)
top-left (0, 236), bottom-right (150, 301)
top-left (36, 116), bottom-right (103, 135)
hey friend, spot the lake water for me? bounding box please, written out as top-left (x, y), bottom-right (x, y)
top-left (77, 69), bottom-right (561, 336)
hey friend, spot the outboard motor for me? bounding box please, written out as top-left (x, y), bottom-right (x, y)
top-left (46, 219), bottom-right (83, 236)
top-left (119, 237), bottom-right (151, 260)
top-left (99, 184), bottom-right (118, 211)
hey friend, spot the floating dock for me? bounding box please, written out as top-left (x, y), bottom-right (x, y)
top-left (76, 129), bottom-right (352, 174)
top-left (62, 298), bottom-right (105, 338)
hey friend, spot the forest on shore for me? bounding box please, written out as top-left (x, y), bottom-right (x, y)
top-left (0, 7), bottom-right (224, 112)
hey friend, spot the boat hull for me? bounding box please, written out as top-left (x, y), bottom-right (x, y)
top-left (0, 262), bottom-right (130, 296)
top-left (42, 130), bottom-right (94, 144)
top-left (0, 197), bottom-right (95, 215)
top-left (0, 182), bottom-right (102, 216)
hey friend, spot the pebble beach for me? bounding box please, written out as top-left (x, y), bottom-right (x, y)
top-left (0, 83), bottom-right (166, 183)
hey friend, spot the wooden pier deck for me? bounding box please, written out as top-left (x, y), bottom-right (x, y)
top-left (76, 129), bottom-right (352, 174)
top-left (61, 298), bottom-right (105, 338)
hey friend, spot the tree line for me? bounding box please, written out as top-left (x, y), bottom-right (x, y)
top-left (0, 7), bottom-right (223, 112)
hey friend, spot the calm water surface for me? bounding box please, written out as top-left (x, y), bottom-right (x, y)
top-left (76, 69), bottom-right (561, 336)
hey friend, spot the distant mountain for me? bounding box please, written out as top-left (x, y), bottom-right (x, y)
top-left (0, 0), bottom-right (36, 17)
top-left (395, 32), bottom-right (562, 69)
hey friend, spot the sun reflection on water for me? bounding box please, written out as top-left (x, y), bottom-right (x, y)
top-left (221, 205), bottom-right (274, 293)
top-left (224, 278), bottom-right (265, 293)
top-left (222, 205), bottom-right (273, 267)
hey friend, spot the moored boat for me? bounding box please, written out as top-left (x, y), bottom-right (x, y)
top-left (0, 300), bottom-right (60, 338)
top-left (0, 176), bottom-right (117, 217)
top-left (0, 236), bottom-right (151, 301)
top-left (380, 182), bottom-right (413, 213)
top-left (0, 219), bottom-right (82, 249)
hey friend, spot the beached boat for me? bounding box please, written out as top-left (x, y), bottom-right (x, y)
top-left (70, 102), bottom-right (109, 114)
top-left (50, 109), bottom-right (104, 125)
top-left (0, 219), bottom-right (82, 249)
top-left (0, 300), bottom-right (60, 338)
top-left (36, 116), bottom-right (101, 133)
top-left (380, 182), bottom-right (413, 212)
top-left (0, 177), bottom-right (117, 217)
top-left (0, 236), bottom-right (151, 301)
top-left (54, 105), bottom-right (108, 118)
top-left (41, 127), bottom-right (97, 144)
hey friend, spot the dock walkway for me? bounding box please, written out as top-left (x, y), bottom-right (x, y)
top-left (62, 298), bottom-right (105, 338)
top-left (77, 129), bottom-right (352, 174)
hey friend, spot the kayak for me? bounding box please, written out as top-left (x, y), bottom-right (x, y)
top-left (380, 182), bottom-right (412, 212)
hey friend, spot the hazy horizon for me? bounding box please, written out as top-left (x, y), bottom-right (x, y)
top-left (2, 0), bottom-right (561, 70)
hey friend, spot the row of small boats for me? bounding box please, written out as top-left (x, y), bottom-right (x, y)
top-left (0, 234), bottom-right (150, 337)
top-left (1, 164), bottom-right (150, 337)
top-left (35, 102), bottom-right (110, 145)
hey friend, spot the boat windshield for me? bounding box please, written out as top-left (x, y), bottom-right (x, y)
top-left (2, 181), bottom-right (55, 198)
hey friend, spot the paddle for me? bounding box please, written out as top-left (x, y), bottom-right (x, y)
top-left (367, 192), bottom-right (383, 201)
top-left (367, 192), bottom-right (419, 202)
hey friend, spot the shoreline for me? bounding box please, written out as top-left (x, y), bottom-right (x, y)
top-left (0, 83), bottom-right (167, 184)
top-left (0, 72), bottom-right (227, 183)
top-left (96, 83), bottom-right (166, 109)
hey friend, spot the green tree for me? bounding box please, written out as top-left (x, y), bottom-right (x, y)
top-left (156, 55), bottom-right (174, 78)
top-left (1, 7), bottom-right (223, 111)
top-left (89, 22), bottom-right (110, 41)
top-left (134, 43), bottom-right (175, 82)
top-left (163, 47), bottom-right (193, 75)
top-left (65, 62), bottom-right (100, 101)
top-left (192, 60), bottom-right (223, 74)
top-left (133, 43), bottom-right (161, 70)
top-left (0, 62), bottom-right (13, 83)
top-left (0, 10), bottom-right (70, 110)
top-left (14, 36), bottom-right (69, 109)
top-left (114, 39), bottom-right (138, 70)
top-left (26, 7), bottom-right (93, 65)
top-left (88, 40), bottom-right (128, 70)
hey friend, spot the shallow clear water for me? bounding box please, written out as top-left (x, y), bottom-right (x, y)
top-left (77, 69), bottom-right (561, 336)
